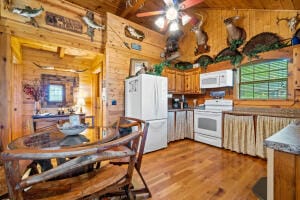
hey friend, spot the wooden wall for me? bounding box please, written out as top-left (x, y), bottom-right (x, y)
top-left (16, 47), bottom-right (93, 136)
top-left (104, 13), bottom-right (165, 126)
top-left (179, 9), bottom-right (300, 62)
top-left (0, 0), bottom-right (104, 146)
top-left (177, 9), bottom-right (300, 109)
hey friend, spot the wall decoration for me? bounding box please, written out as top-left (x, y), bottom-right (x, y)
top-left (162, 31), bottom-right (183, 61)
top-left (242, 32), bottom-right (288, 59)
top-left (12, 6), bottom-right (44, 27)
top-left (45, 11), bottom-right (83, 33)
top-left (125, 25), bottom-right (145, 41)
top-left (276, 13), bottom-right (300, 32)
top-left (215, 47), bottom-right (243, 67)
top-left (174, 62), bottom-right (193, 70)
top-left (191, 13), bottom-right (210, 55)
top-left (107, 24), bottom-right (130, 49)
top-left (129, 59), bottom-right (149, 76)
top-left (82, 11), bottom-right (105, 41)
top-left (131, 43), bottom-right (142, 51)
top-left (194, 55), bottom-right (214, 70)
top-left (224, 16), bottom-right (246, 50)
top-left (33, 62), bottom-right (88, 73)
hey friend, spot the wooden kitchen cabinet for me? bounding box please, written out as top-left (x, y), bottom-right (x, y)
top-left (175, 71), bottom-right (185, 93)
top-left (162, 67), bottom-right (202, 94)
top-left (162, 68), bottom-right (176, 92)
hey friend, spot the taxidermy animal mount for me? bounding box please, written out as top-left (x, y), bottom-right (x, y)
top-left (191, 13), bottom-right (210, 56)
top-left (224, 16), bottom-right (246, 49)
top-left (276, 13), bottom-right (300, 32)
top-left (125, 25), bottom-right (145, 41)
top-left (82, 11), bottom-right (105, 41)
top-left (12, 6), bottom-right (44, 27)
top-left (33, 62), bottom-right (88, 73)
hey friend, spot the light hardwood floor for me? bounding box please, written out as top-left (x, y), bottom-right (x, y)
top-left (140, 140), bottom-right (267, 200)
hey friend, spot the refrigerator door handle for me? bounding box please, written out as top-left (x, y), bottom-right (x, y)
top-left (155, 80), bottom-right (158, 117)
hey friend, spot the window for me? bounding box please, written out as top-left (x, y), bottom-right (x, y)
top-left (48, 84), bottom-right (64, 103)
top-left (239, 60), bottom-right (288, 100)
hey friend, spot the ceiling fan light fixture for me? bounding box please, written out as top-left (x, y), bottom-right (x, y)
top-left (155, 17), bottom-right (165, 29)
top-left (166, 6), bottom-right (178, 21)
top-left (169, 21), bottom-right (179, 32)
top-left (181, 14), bottom-right (192, 26)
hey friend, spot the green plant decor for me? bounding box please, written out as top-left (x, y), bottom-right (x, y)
top-left (230, 39), bottom-right (244, 51)
top-left (148, 61), bottom-right (171, 76)
top-left (214, 54), bottom-right (243, 67)
top-left (245, 41), bottom-right (290, 60)
top-left (196, 56), bottom-right (214, 70)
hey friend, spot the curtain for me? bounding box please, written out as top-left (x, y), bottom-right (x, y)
top-left (175, 111), bottom-right (186, 140)
top-left (223, 114), bottom-right (256, 156)
top-left (256, 116), bottom-right (295, 158)
top-left (167, 112), bottom-right (175, 142)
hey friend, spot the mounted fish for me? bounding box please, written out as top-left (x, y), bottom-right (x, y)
top-left (125, 25), bottom-right (145, 41)
top-left (33, 62), bottom-right (88, 73)
top-left (276, 13), bottom-right (300, 32)
top-left (224, 16), bottom-right (246, 50)
top-left (12, 6), bottom-right (44, 27)
top-left (82, 11), bottom-right (105, 41)
top-left (191, 13), bottom-right (210, 56)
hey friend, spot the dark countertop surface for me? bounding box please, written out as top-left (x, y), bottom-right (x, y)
top-left (168, 108), bottom-right (195, 112)
top-left (223, 107), bottom-right (300, 118)
top-left (264, 120), bottom-right (300, 155)
top-left (32, 113), bottom-right (85, 119)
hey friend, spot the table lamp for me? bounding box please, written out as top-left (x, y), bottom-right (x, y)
top-left (77, 97), bottom-right (86, 113)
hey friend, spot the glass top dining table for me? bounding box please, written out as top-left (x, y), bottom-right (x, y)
top-left (8, 126), bottom-right (119, 151)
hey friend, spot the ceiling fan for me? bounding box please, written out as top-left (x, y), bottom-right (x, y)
top-left (136, 0), bottom-right (204, 32)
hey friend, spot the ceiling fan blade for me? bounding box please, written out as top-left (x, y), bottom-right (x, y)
top-left (136, 10), bottom-right (165, 17)
top-left (179, 0), bottom-right (204, 10)
top-left (164, 0), bottom-right (174, 7)
top-left (160, 19), bottom-right (169, 32)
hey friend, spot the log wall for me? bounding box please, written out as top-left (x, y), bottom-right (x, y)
top-left (104, 13), bottom-right (165, 125)
top-left (179, 9), bottom-right (300, 62)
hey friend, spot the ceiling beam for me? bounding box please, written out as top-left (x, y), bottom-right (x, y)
top-left (10, 37), bottom-right (22, 64)
top-left (57, 47), bottom-right (65, 58)
top-left (120, 0), bottom-right (147, 18)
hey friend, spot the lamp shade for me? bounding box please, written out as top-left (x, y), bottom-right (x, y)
top-left (77, 98), bottom-right (86, 106)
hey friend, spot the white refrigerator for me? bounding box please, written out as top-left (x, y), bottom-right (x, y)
top-left (125, 74), bottom-right (168, 153)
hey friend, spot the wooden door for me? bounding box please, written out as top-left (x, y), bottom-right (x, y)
top-left (192, 68), bottom-right (201, 93)
top-left (175, 71), bottom-right (185, 93)
top-left (162, 68), bottom-right (176, 92)
top-left (184, 71), bottom-right (192, 93)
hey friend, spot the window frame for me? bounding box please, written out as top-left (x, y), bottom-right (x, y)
top-left (238, 59), bottom-right (288, 100)
top-left (45, 84), bottom-right (66, 106)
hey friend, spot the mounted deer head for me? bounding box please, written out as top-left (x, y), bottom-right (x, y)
top-left (191, 13), bottom-right (210, 55)
top-left (276, 13), bottom-right (300, 32)
top-left (224, 16), bottom-right (246, 48)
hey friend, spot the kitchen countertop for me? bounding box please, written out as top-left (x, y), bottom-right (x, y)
top-left (223, 107), bottom-right (300, 118)
top-left (264, 120), bottom-right (300, 155)
top-left (168, 108), bottom-right (195, 111)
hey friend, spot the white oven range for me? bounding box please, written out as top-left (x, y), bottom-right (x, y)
top-left (194, 99), bottom-right (233, 148)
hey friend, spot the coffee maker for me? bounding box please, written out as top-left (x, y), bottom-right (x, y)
top-left (172, 98), bottom-right (180, 109)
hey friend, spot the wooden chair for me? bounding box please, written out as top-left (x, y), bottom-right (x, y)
top-left (111, 117), bottom-right (151, 198)
top-left (0, 130), bottom-right (142, 200)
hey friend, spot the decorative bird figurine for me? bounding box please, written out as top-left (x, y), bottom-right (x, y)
top-left (12, 6), bottom-right (44, 27)
top-left (82, 11), bottom-right (105, 41)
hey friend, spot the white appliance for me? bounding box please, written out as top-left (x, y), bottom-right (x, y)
top-left (125, 74), bottom-right (168, 153)
top-left (200, 69), bottom-right (233, 88)
top-left (194, 99), bottom-right (233, 147)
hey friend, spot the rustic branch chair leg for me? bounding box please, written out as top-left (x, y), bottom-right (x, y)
top-left (124, 185), bottom-right (134, 200)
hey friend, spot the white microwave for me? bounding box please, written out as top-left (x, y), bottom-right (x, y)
top-left (200, 69), bottom-right (233, 89)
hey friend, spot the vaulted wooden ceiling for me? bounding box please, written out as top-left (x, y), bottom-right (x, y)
top-left (65, 0), bottom-right (300, 31)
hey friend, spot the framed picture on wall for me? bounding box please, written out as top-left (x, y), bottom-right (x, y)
top-left (129, 59), bottom-right (149, 76)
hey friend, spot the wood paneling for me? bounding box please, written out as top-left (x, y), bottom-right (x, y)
top-left (0, 32), bottom-right (12, 149)
top-left (104, 13), bottom-right (165, 126)
top-left (180, 9), bottom-right (300, 62)
top-left (64, 0), bottom-right (300, 31)
top-left (19, 47), bottom-right (94, 136)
